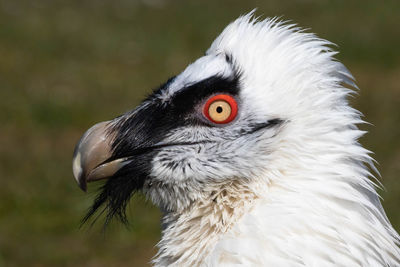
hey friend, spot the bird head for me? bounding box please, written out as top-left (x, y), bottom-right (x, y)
top-left (73, 13), bottom-right (357, 224)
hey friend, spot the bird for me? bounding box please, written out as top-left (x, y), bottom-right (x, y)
top-left (72, 12), bottom-right (400, 266)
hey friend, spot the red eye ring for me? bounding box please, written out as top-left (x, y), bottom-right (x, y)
top-left (203, 94), bottom-right (238, 124)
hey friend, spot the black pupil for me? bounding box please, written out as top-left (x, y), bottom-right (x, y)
top-left (216, 106), bottom-right (223, 113)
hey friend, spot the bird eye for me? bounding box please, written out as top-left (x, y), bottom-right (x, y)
top-left (203, 94), bottom-right (238, 124)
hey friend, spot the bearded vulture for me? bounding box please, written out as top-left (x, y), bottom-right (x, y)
top-left (72, 13), bottom-right (400, 266)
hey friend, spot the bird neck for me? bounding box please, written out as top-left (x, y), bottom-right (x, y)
top-left (153, 180), bottom-right (259, 266)
top-left (153, 156), bottom-right (400, 266)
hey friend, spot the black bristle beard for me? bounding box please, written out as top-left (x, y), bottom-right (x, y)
top-left (81, 154), bottom-right (153, 228)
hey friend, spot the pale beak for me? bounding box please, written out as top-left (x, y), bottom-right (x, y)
top-left (72, 121), bottom-right (129, 191)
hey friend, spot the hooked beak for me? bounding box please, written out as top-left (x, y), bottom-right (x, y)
top-left (72, 121), bottom-right (129, 191)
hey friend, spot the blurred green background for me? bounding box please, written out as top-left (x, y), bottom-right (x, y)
top-left (0, 0), bottom-right (399, 266)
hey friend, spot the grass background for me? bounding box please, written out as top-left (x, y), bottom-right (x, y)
top-left (0, 0), bottom-right (399, 266)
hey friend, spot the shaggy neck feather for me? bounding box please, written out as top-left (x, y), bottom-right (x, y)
top-left (153, 128), bottom-right (400, 266)
top-left (153, 180), bottom-right (260, 266)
